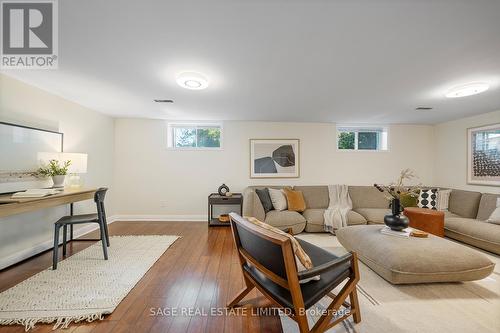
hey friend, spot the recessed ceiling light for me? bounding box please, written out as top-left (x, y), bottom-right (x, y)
top-left (445, 82), bottom-right (489, 98)
top-left (176, 72), bottom-right (209, 90)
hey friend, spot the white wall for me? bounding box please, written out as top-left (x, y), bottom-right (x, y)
top-left (113, 119), bottom-right (435, 218)
top-left (434, 110), bottom-right (500, 194)
top-left (0, 74), bottom-right (115, 269)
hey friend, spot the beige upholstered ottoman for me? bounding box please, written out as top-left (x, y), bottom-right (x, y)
top-left (336, 225), bottom-right (495, 284)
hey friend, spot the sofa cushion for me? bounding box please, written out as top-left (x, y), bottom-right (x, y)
top-left (354, 208), bottom-right (391, 224)
top-left (283, 188), bottom-right (307, 212)
top-left (255, 188), bottom-right (274, 213)
top-left (445, 217), bottom-right (500, 255)
top-left (337, 225), bottom-right (495, 284)
top-left (349, 186), bottom-right (390, 209)
top-left (293, 186), bottom-right (329, 209)
top-left (448, 189), bottom-right (482, 218)
top-left (303, 209), bottom-right (367, 232)
top-left (265, 210), bottom-right (306, 234)
top-left (476, 193), bottom-right (500, 221)
top-left (268, 188), bottom-right (288, 211)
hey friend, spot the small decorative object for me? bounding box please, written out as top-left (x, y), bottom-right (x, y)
top-left (218, 214), bottom-right (230, 223)
top-left (225, 192), bottom-right (233, 197)
top-left (467, 123), bottom-right (500, 186)
top-left (250, 139), bottom-right (300, 178)
top-left (37, 159), bottom-right (72, 188)
top-left (218, 183), bottom-right (230, 196)
top-left (374, 169), bottom-right (421, 231)
top-left (410, 230), bottom-right (429, 238)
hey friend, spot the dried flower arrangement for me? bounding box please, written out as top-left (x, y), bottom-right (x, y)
top-left (374, 168), bottom-right (421, 201)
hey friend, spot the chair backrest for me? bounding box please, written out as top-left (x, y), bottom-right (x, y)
top-left (94, 187), bottom-right (108, 221)
top-left (229, 213), bottom-right (297, 288)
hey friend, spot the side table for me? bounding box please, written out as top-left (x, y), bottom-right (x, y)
top-left (208, 193), bottom-right (243, 227)
top-left (404, 207), bottom-right (445, 237)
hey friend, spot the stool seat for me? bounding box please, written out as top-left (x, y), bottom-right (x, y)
top-left (57, 213), bottom-right (98, 224)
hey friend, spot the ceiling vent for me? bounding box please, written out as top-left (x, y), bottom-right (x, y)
top-left (415, 107), bottom-right (433, 111)
top-left (154, 99), bottom-right (174, 103)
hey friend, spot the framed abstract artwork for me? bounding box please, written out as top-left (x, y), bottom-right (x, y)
top-left (467, 124), bottom-right (500, 186)
top-left (250, 139), bottom-right (299, 178)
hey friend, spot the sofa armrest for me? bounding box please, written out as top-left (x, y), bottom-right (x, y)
top-left (242, 187), bottom-right (266, 221)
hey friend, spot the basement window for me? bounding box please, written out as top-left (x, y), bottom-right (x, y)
top-left (167, 123), bottom-right (223, 149)
top-left (337, 125), bottom-right (388, 151)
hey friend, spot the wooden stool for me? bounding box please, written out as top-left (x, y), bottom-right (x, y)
top-left (403, 207), bottom-right (445, 237)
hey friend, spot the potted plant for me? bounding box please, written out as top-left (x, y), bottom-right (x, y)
top-left (38, 159), bottom-right (72, 188)
top-left (374, 169), bottom-right (420, 231)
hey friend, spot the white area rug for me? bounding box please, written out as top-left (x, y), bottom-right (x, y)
top-left (281, 233), bottom-right (500, 333)
top-left (0, 235), bottom-right (179, 331)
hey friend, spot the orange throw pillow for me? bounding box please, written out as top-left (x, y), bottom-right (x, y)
top-left (283, 188), bottom-right (306, 212)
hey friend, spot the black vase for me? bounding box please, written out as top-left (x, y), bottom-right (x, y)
top-left (384, 198), bottom-right (409, 231)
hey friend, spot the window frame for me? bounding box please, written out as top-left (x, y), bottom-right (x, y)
top-left (336, 125), bottom-right (389, 152)
top-left (167, 122), bottom-right (224, 150)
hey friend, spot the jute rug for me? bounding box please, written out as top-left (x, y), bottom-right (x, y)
top-left (0, 235), bottom-right (179, 331)
top-left (281, 233), bottom-right (500, 333)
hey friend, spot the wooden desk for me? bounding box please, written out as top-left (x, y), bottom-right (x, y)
top-left (0, 188), bottom-right (97, 219)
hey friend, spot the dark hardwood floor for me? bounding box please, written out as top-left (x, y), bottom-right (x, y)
top-left (0, 222), bottom-right (283, 333)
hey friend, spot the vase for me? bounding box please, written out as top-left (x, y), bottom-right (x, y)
top-left (384, 198), bottom-right (409, 231)
top-left (51, 175), bottom-right (66, 188)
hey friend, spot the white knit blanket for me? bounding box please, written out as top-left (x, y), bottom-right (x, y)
top-left (323, 185), bottom-right (352, 234)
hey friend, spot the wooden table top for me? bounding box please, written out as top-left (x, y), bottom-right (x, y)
top-left (0, 188), bottom-right (97, 218)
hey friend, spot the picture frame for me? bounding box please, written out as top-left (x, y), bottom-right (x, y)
top-left (467, 123), bottom-right (500, 186)
top-left (250, 139), bottom-right (300, 178)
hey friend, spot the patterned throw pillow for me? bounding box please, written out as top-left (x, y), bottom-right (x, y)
top-left (246, 216), bottom-right (320, 283)
top-left (417, 189), bottom-right (439, 210)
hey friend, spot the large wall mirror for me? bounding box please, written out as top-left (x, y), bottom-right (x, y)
top-left (0, 122), bottom-right (64, 194)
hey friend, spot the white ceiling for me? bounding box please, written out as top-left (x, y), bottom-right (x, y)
top-left (3, 0), bottom-right (500, 124)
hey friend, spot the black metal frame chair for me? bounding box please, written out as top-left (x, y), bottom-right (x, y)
top-left (227, 213), bottom-right (361, 333)
top-left (52, 187), bottom-right (109, 269)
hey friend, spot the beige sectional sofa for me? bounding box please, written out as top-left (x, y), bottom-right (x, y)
top-left (242, 186), bottom-right (500, 255)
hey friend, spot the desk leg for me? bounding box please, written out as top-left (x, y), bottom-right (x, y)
top-left (69, 203), bottom-right (74, 241)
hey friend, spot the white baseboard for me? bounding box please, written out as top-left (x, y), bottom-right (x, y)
top-left (109, 214), bottom-right (206, 222)
top-left (0, 219), bottom-right (116, 271)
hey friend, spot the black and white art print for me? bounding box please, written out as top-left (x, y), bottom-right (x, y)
top-left (250, 139), bottom-right (299, 178)
top-left (467, 124), bottom-right (500, 186)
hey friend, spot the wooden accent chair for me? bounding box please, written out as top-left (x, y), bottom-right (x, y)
top-left (227, 213), bottom-right (361, 333)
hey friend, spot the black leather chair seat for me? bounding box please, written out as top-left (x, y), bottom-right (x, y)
top-left (57, 213), bottom-right (98, 224)
top-left (243, 239), bottom-right (352, 310)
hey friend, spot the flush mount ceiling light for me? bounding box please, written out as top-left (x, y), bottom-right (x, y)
top-left (445, 82), bottom-right (489, 98)
top-left (176, 72), bottom-right (209, 90)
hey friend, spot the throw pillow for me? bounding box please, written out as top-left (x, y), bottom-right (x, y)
top-left (283, 188), bottom-right (306, 212)
top-left (436, 189), bottom-right (452, 211)
top-left (268, 188), bottom-right (288, 211)
top-left (417, 188), bottom-right (438, 210)
top-left (246, 217), bottom-right (319, 283)
top-left (255, 188), bottom-right (274, 213)
top-left (487, 198), bottom-right (500, 225)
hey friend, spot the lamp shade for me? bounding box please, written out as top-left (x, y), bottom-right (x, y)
top-left (38, 152), bottom-right (88, 174)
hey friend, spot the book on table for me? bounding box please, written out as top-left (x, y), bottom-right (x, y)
top-left (380, 226), bottom-right (411, 238)
top-left (11, 188), bottom-right (63, 198)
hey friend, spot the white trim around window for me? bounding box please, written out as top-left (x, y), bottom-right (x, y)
top-left (167, 122), bottom-right (224, 150)
top-left (336, 124), bottom-right (389, 152)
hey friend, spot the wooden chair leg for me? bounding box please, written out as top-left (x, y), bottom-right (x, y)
top-left (350, 288), bottom-right (361, 323)
top-left (296, 312), bottom-right (310, 333)
top-left (227, 285), bottom-right (255, 308)
top-left (52, 224), bottom-right (61, 270)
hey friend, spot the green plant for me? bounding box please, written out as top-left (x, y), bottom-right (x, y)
top-left (338, 132), bottom-right (355, 149)
top-left (38, 159), bottom-right (71, 177)
top-left (374, 168), bottom-right (421, 207)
